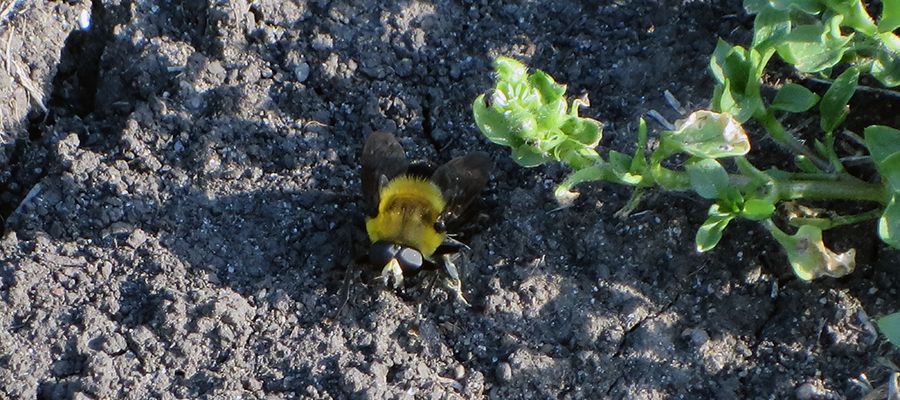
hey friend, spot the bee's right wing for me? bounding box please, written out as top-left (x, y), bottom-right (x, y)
top-left (431, 151), bottom-right (494, 230)
top-left (361, 131), bottom-right (409, 217)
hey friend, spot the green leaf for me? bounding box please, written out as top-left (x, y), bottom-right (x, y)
top-left (823, 0), bottom-right (877, 36)
top-left (742, 198), bottom-right (776, 221)
top-left (710, 39), bottom-right (736, 84)
top-left (554, 142), bottom-right (602, 171)
top-left (871, 48), bottom-right (900, 87)
top-left (651, 165), bottom-right (682, 190)
top-left (746, 0), bottom-right (823, 14)
top-left (709, 42), bottom-right (767, 122)
top-left (865, 125), bottom-right (900, 165)
top-left (529, 70), bottom-right (567, 104)
top-left (494, 57), bottom-right (527, 81)
top-left (725, 47), bottom-right (753, 90)
top-left (749, 46), bottom-right (776, 93)
top-left (606, 150), bottom-right (642, 185)
top-left (794, 154), bottom-right (824, 173)
top-left (820, 66), bottom-right (859, 133)
top-left (879, 194), bottom-right (900, 248)
top-left (696, 205), bottom-right (734, 252)
top-left (769, 0), bottom-right (825, 14)
top-left (711, 79), bottom-right (741, 118)
top-left (813, 139), bottom-right (829, 160)
top-left (631, 117), bottom-right (649, 173)
top-left (511, 144), bottom-right (550, 167)
top-left (778, 224), bottom-right (856, 280)
top-left (743, 0), bottom-right (768, 13)
top-left (685, 158), bottom-right (730, 199)
top-left (771, 83), bottom-right (820, 112)
top-left (507, 107), bottom-right (541, 143)
top-left (535, 98), bottom-right (568, 131)
top-left (879, 0), bottom-right (900, 33)
top-left (474, 56), bottom-right (604, 169)
top-left (776, 19), bottom-right (852, 73)
top-left (555, 165), bottom-right (605, 203)
top-left (661, 111), bottom-right (751, 158)
top-left (608, 150), bottom-right (633, 172)
top-left (877, 312), bottom-right (900, 348)
top-left (879, 152), bottom-right (900, 192)
top-left (684, 158), bottom-right (744, 210)
top-left (752, 7), bottom-right (792, 51)
top-left (561, 116), bottom-right (602, 146)
top-left (473, 94), bottom-right (512, 146)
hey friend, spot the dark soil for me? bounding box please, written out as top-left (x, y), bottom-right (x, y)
top-left (1, 0), bottom-right (899, 399)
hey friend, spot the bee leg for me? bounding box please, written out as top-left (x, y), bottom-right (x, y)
top-left (442, 254), bottom-right (469, 306)
top-left (332, 260), bottom-right (355, 321)
top-left (441, 236), bottom-right (470, 250)
top-left (415, 273), bottom-right (440, 317)
top-left (381, 258), bottom-right (404, 288)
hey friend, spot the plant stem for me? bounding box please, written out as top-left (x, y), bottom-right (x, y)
top-left (773, 177), bottom-right (885, 203)
top-left (761, 218), bottom-right (789, 242)
top-left (755, 110), bottom-right (832, 172)
top-left (640, 165), bottom-right (885, 204)
top-left (789, 208), bottom-right (883, 229)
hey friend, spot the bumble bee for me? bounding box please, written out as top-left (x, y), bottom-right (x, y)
top-left (360, 131), bottom-right (493, 302)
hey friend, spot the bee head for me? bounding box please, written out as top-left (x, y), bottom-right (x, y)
top-left (369, 241), bottom-right (424, 276)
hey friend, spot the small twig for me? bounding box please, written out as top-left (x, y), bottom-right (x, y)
top-left (664, 90), bottom-right (686, 115)
top-left (11, 58), bottom-right (46, 112)
top-left (12, 182), bottom-right (41, 217)
top-left (646, 109), bottom-right (676, 130)
top-left (4, 26), bottom-right (10, 75)
top-left (889, 372), bottom-right (900, 400)
top-left (0, 0), bottom-right (18, 25)
top-left (3, 29), bottom-right (46, 114)
top-left (647, 91), bottom-right (688, 131)
top-left (842, 129), bottom-right (866, 147)
top-left (838, 155), bottom-right (870, 165)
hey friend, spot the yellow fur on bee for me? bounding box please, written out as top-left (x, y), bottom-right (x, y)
top-left (365, 175), bottom-right (446, 258)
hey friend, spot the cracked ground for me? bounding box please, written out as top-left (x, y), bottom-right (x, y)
top-left (1, 0), bottom-right (900, 399)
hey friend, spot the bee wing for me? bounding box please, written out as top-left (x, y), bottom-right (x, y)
top-left (361, 131), bottom-right (409, 217)
top-left (431, 151), bottom-right (494, 228)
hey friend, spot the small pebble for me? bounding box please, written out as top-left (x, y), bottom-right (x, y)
top-left (79, 9), bottom-right (91, 30)
top-left (690, 329), bottom-right (709, 346)
top-left (454, 364), bottom-right (465, 380)
top-left (795, 382), bottom-right (819, 400)
top-left (496, 362), bottom-right (512, 383)
top-left (294, 62), bottom-right (310, 82)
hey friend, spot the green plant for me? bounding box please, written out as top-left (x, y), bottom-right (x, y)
top-left (878, 312), bottom-right (900, 348)
top-left (473, 0), bottom-right (900, 281)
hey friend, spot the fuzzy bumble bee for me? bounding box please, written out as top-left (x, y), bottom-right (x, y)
top-left (361, 131), bottom-right (493, 300)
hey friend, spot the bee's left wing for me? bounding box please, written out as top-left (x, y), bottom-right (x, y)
top-left (431, 151), bottom-right (494, 230)
top-left (361, 131), bottom-right (409, 217)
